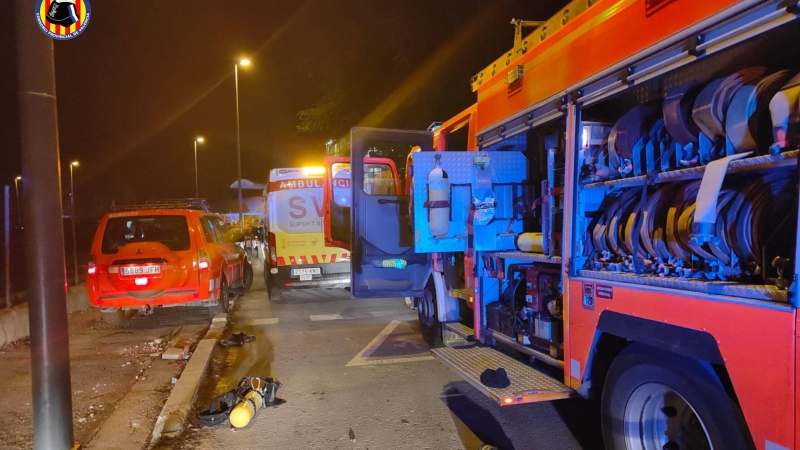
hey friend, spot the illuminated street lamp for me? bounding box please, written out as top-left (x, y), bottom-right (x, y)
top-left (194, 137), bottom-right (204, 198)
top-left (13, 176), bottom-right (21, 227)
top-left (69, 161), bottom-right (79, 286)
top-left (234, 57), bottom-right (250, 232)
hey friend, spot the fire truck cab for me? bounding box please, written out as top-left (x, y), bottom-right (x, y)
top-left (325, 0), bottom-right (800, 448)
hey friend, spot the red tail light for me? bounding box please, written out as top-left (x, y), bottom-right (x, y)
top-left (198, 249), bottom-right (211, 270)
top-left (87, 255), bottom-right (97, 275)
top-left (268, 232), bottom-right (277, 265)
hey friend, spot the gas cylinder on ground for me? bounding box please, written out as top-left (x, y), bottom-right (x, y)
top-left (229, 390), bottom-right (264, 428)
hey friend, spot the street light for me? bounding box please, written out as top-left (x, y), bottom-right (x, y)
top-left (194, 137), bottom-right (204, 198)
top-left (13, 176), bottom-right (21, 228)
top-left (234, 57), bottom-right (250, 232)
top-left (69, 161), bottom-right (79, 286)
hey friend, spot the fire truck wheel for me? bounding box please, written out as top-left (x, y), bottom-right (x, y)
top-left (602, 343), bottom-right (753, 450)
top-left (417, 278), bottom-right (443, 348)
top-left (208, 277), bottom-right (231, 315)
top-left (242, 259), bottom-right (253, 292)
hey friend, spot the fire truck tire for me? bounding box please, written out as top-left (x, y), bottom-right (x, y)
top-left (242, 259), bottom-right (253, 292)
top-left (208, 277), bottom-right (230, 315)
top-left (601, 343), bottom-right (753, 450)
top-left (417, 278), bottom-right (443, 348)
top-left (101, 309), bottom-right (136, 326)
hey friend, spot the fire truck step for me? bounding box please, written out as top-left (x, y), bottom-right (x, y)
top-left (431, 346), bottom-right (575, 406)
top-left (443, 322), bottom-right (475, 347)
top-left (449, 289), bottom-right (474, 303)
top-left (444, 322), bottom-right (473, 339)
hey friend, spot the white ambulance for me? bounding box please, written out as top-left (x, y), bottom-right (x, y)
top-left (264, 167), bottom-right (350, 301)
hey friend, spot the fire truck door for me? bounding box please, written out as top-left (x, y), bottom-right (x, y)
top-left (349, 127), bottom-right (434, 298)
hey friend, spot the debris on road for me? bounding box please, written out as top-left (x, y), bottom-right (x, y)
top-left (349, 427), bottom-right (356, 443)
top-left (218, 332), bottom-right (256, 348)
top-left (197, 376), bottom-right (282, 430)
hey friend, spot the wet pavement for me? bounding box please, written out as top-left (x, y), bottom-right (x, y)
top-left (160, 263), bottom-right (603, 450)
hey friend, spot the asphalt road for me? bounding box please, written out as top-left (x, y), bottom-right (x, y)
top-left (161, 265), bottom-right (604, 450)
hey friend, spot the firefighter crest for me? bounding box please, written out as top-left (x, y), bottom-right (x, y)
top-left (35, 0), bottom-right (91, 40)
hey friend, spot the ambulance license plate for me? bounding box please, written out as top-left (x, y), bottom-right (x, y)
top-left (291, 268), bottom-right (321, 277)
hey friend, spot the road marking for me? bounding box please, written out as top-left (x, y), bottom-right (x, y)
top-left (309, 310), bottom-right (410, 322)
top-left (246, 318), bottom-right (279, 326)
top-left (309, 314), bottom-right (346, 321)
top-left (346, 320), bottom-right (435, 367)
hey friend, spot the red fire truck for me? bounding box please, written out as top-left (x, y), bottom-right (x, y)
top-left (324, 0), bottom-right (800, 448)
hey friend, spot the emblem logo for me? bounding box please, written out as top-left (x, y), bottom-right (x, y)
top-left (136, 249), bottom-right (143, 255)
top-left (35, 0), bottom-right (91, 40)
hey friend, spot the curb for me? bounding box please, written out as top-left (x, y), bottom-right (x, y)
top-left (150, 313), bottom-right (228, 443)
top-left (0, 285), bottom-right (89, 347)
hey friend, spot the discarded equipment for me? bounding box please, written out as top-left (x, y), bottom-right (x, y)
top-left (197, 376), bottom-right (282, 429)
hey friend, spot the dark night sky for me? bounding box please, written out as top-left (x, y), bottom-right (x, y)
top-left (0, 0), bottom-right (566, 219)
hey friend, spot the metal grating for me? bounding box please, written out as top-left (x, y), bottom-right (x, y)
top-left (581, 150), bottom-right (798, 190)
top-left (492, 252), bottom-right (562, 265)
top-left (444, 322), bottom-right (474, 339)
top-left (577, 270), bottom-right (789, 304)
top-left (433, 346), bottom-right (574, 406)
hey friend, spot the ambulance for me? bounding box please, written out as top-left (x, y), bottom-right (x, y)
top-left (264, 167), bottom-right (350, 302)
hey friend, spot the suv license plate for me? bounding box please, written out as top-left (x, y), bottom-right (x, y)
top-left (291, 268), bottom-right (321, 276)
top-left (121, 265), bottom-right (161, 276)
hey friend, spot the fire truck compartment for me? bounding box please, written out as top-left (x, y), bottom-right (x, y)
top-left (432, 345), bottom-right (574, 406)
top-left (570, 15), bottom-right (800, 304)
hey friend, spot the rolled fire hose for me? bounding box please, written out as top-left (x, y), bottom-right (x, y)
top-left (663, 82), bottom-right (705, 146)
top-left (726, 70), bottom-right (793, 154)
top-left (769, 71), bottom-right (800, 151)
top-left (610, 105), bottom-right (660, 160)
top-left (692, 68), bottom-right (768, 141)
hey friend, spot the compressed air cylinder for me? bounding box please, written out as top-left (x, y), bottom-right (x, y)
top-left (229, 390), bottom-right (264, 428)
top-left (515, 232), bottom-right (544, 253)
top-left (427, 154), bottom-right (450, 237)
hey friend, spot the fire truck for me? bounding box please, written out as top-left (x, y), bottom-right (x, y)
top-left (323, 0), bottom-right (800, 448)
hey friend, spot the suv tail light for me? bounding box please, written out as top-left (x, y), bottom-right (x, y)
top-left (87, 255), bottom-right (97, 275)
top-left (268, 232), bottom-right (277, 265)
top-left (198, 249), bottom-right (211, 270)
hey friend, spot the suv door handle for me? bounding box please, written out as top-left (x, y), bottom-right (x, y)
top-left (378, 198), bottom-right (404, 205)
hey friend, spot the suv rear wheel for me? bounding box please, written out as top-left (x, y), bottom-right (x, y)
top-left (208, 277), bottom-right (230, 316)
top-left (243, 259), bottom-right (253, 292)
top-left (101, 309), bottom-right (136, 326)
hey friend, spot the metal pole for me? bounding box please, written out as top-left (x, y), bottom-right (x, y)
top-left (14, 0), bottom-right (75, 447)
top-left (14, 178), bottom-right (22, 227)
top-left (235, 63), bottom-right (244, 232)
top-left (4, 185), bottom-right (10, 309)
top-left (69, 164), bottom-right (78, 286)
top-left (194, 140), bottom-right (199, 198)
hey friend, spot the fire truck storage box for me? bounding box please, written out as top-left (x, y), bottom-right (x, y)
top-left (412, 151), bottom-right (528, 253)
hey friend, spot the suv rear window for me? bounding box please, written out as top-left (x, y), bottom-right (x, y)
top-left (102, 215), bottom-right (191, 254)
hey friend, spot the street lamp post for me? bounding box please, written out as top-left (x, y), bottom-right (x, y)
top-left (69, 161), bottom-right (79, 286)
top-left (194, 137), bottom-right (204, 198)
top-left (235, 58), bottom-right (250, 232)
top-left (14, 176), bottom-right (21, 227)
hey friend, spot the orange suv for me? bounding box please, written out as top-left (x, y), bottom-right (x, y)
top-left (87, 199), bottom-right (253, 324)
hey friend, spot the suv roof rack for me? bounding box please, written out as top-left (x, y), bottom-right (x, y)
top-left (109, 198), bottom-right (211, 212)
